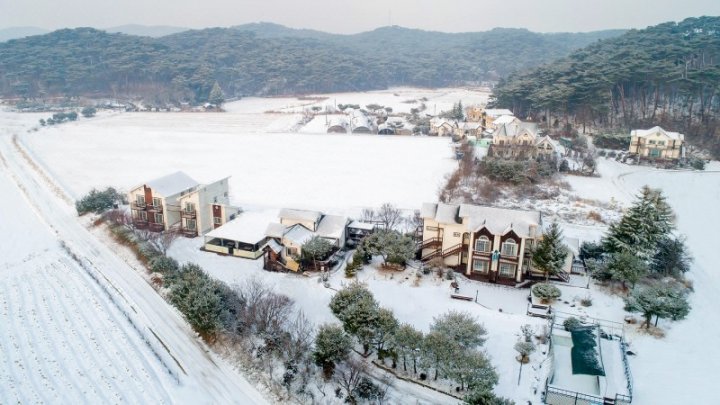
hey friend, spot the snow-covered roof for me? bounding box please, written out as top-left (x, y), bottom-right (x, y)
top-left (144, 171), bottom-right (199, 197)
top-left (492, 115), bottom-right (518, 126)
top-left (348, 221), bottom-right (375, 231)
top-left (283, 224), bottom-right (315, 246)
top-left (205, 209), bottom-right (277, 243)
top-left (279, 208), bottom-right (322, 224)
top-left (265, 222), bottom-right (286, 239)
top-left (484, 109), bottom-right (514, 117)
top-left (493, 121), bottom-right (539, 139)
top-left (459, 204), bottom-right (541, 239)
top-left (316, 215), bottom-right (349, 240)
top-left (422, 202), bottom-right (540, 238)
top-left (462, 122), bottom-right (482, 130)
top-left (265, 239), bottom-right (283, 254)
top-left (631, 126), bottom-right (684, 141)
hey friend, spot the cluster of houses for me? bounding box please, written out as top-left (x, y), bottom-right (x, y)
top-left (127, 172), bottom-right (582, 284)
top-left (431, 107), bottom-right (564, 162)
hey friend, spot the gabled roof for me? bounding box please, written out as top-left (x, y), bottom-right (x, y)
top-left (144, 171), bottom-right (199, 197)
top-left (279, 208), bottom-right (322, 224)
top-left (459, 204), bottom-right (541, 239)
top-left (283, 224), bottom-right (315, 246)
top-left (420, 202), bottom-right (461, 225)
top-left (493, 121), bottom-right (539, 139)
top-left (421, 202), bottom-right (540, 238)
top-left (265, 222), bottom-right (286, 239)
top-left (316, 215), bottom-right (349, 240)
top-left (483, 109), bottom-right (514, 117)
top-left (492, 115), bottom-right (518, 126)
top-left (631, 126), bottom-right (683, 141)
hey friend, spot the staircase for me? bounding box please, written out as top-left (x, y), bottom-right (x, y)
top-left (421, 243), bottom-right (466, 262)
top-left (418, 237), bottom-right (442, 250)
top-left (441, 243), bottom-right (464, 258)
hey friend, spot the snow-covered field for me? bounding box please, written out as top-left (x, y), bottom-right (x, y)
top-left (22, 110), bottom-right (457, 212)
top-left (226, 87), bottom-right (491, 116)
top-left (0, 112), bottom-right (269, 404)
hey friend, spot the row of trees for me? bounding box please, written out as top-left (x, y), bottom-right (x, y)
top-left (581, 186), bottom-right (692, 329)
top-left (315, 283), bottom-right (507, 403)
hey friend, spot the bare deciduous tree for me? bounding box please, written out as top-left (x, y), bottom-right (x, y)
top-left (148, 229), bottom-right (181, 255)
top-left (334, 358), bottom-right (366, 404)
top-left (377, 203), bottom-right (402, 230)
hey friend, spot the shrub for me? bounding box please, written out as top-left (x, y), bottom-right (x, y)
top-left (563, 317), bottom-right (582, 331)
top-left (580, 296), bottom-right (593, 307)
top-left (76, 187), bottom-right (124, 215)
top-left (81, 106), bottom-right (97, 118)
top-left (607, 151), bottom-right (617, 158)
top-left (689, 158), bottom-right (705, 170)
top-left (532, 283), bottom-right (561, 302)
top-left (151, 255), bottom-right (180, 274)
top-left (598, 150), bottom-right (607, 157)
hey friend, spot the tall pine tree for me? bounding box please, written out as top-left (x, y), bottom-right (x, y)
top-left (532, 222), bottom-right (569, 281)
top-left (604, 186), bottom-right (674, 258)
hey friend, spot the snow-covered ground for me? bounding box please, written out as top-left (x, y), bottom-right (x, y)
top-left (0, 111), bottom-right (269, 404)
top-left (21, 110), bottom-right (457, 212)
top-left (3, 87), bottom-right (719, 404)
top-left (225, 87), bottom-right (490, 116)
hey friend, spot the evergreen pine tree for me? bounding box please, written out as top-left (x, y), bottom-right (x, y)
top-left (604, 186), bottom-right (674, 258)
top-left (208, 81), bottom-right (225, 107)
top-left (607, 250), bottom-right (648, 289)
top-left (532, 222), bottom-right (569, 281)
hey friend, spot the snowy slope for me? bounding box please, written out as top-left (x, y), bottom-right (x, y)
top-left (0, 115), bottom-right (269, 403)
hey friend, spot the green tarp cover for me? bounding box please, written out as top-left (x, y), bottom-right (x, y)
top-left (570, 326), bottom-right (606, 376)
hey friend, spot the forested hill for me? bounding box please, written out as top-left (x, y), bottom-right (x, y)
top-left (0, 24), bottom-right (623, 102)
top-left (491, 16), bottom-right (720, 154)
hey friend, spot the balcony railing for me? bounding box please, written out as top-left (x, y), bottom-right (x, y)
top-left (133, 219), bottom-right (149, 229)
top-left (131, 202), bottom-right (146, 210)
top-left (181, 210), bottom-right (197, 219)
top-left (149, 222), bottom-right (165, 232)
top-left (181, 228), bottom-right (198, 237)
top-left (146, 204), bottom-right (163, 213)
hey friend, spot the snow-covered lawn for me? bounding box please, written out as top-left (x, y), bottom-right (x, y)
top-left (21, 111), bottom-right (457, 212)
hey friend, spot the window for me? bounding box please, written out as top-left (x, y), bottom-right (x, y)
top-left (499, 263), bottom-right (516, 277)
top-left (657, 141), bottom-right (665, 146)
top-left (426, 226), bottom-right (439, 231)
top-left (184, 202), bottom-right (195, 212)
top-left (213, 217), bottom-right (222, 225)
top-left (138, 211), bottom-right (147, 221)
top-left (453, 232), bottom-right (461, 237)
top-left (186, 219), bottom-right (196, 230)
top-left (474, 236), bottom-right (491, 252)
top-left (136, 195), bottom-right (145, 206)
top-left (287, 247), bottom-right (298, 256)
top-left (501, 239), bottom-right (517, 256)
top-left (154, 213), bottom-right (163, 223)
top-left (152, 197), bottom-right (161, 207)
top-left (648, 140), bottom-right (656, 145)
top-left (472, 259), bottom-right (489, 273)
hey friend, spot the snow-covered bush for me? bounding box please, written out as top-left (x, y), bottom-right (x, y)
top-left (563, 317), bottom-right (582, 331)
top-left (150, 255), bottom-right (179, 274)
top-left (313, 324), bottom-right (351, 378)
top-left (75, 187), bottom-right (124, 215)
top-left (532, 283), bottom-right (561, 303)
top-left (514, 341), bottom-right (536, 363)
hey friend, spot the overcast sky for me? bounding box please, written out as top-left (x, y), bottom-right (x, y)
top-left (1, 0), bottom-right (718, 33)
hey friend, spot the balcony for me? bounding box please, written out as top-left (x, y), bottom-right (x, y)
top-left (146, 204), bottom-right (163, 213)
top-left (131, 202), bottom-right (147, 210)
top-left (133, 219), bottom-right (148, 229)
top-left (181, 209), bottom-right (197, 219)
top-left (149, 222), bottom-right (165, 232)
top-left (181, 228), bottom-right (198, 238)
